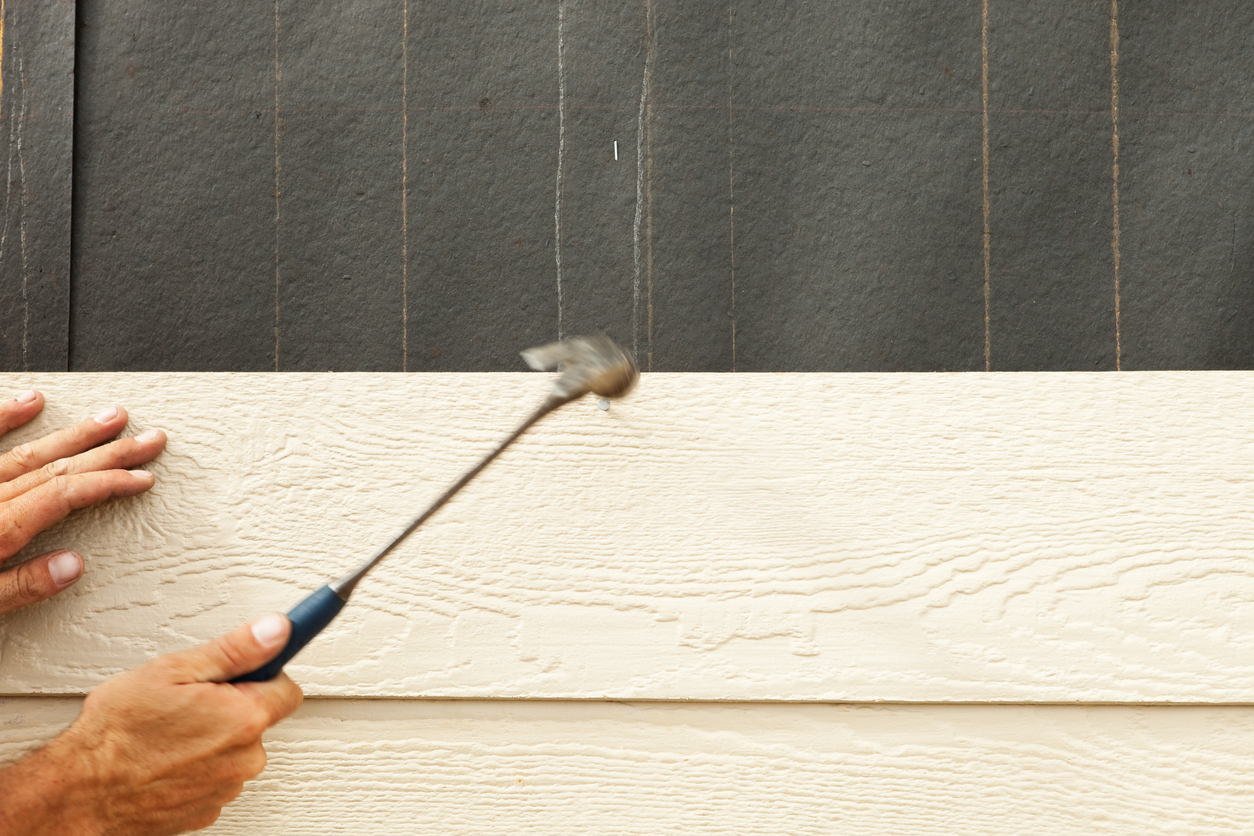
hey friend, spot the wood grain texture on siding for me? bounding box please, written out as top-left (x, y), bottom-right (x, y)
top-left (0, 372), bottom-right (1253, 701)
top-left (4, 698), bottom-right (1254, 834)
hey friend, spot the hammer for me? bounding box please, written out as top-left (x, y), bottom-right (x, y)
top-left (234, 335), bottom-right (639, 682)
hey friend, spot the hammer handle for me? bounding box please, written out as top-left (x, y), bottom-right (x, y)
top-left (231, 585), bottom-right (346, 683)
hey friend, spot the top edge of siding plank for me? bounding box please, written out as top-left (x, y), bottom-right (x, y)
top-left (0, 371), bottom-right (1251, 701)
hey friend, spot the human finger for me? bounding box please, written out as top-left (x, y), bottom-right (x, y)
top-left (178, 805), bottom-right (226, 835)
top-left (238, 671), bottom-right (305, 727)
top-left (0, 405), bottom-right (131, 483)
top-left (0, 549), bottom-right (82, 616)
top-left (0, 389), bottom-right (45, 436)
top-left (165, 614), bottom-right (292, 685)
top-left (221, 742), bottom-right (268, 783)
top-left (0, 469), bottom-right (155, 559)
top-left (0, 429), bottom-right (167, 504)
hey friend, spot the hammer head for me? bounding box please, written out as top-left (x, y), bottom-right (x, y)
top-left (522, 335), bottom-right (639, 401)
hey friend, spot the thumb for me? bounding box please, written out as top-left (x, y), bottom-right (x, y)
top-left (167, 613), bottom-right (291, 683)
top-left (0, 550), bottom-right (83, 617)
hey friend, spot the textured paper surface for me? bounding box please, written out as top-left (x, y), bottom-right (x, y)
top-left (66, 3), bottom-right (1254, 372)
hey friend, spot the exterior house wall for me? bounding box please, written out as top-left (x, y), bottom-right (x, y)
top-left (1, 372), bottom-right (1251, 832)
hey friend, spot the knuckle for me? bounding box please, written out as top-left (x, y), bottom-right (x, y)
top-left (146, 656), bottom-right (180, 680)
top-left (239, 713), bottom-right (268, 741)
top-left (190, 808), bottom-right (223, 831)
top-left (228, 756), bottom-right (259, 783)
top-left (219, 782), bottom-right (246, 805)
top-left (49, 474), bottom-right (70, 495)
top-left (217, 749), bottom-right (253, 781)
top-left (287, 682), bottom-right (305, 712)
top-left (7, 443), bottom-right (36, 471)
top-left (0, 508), bottom-right (17, 540)
top-left (225, 709), bottom-right (268, 746)
top-left (248, 746), bottom-right (268, 777)
top-left (14, 562), bottom-right (45, 603)
top-left (225, 728), bottom-right (253, 749)
top-left (48, 474), bottom-right (76, 504)
top-left (0, 514), bottom-right (35, 561)
top-left (222, 758), bottom-right (248, 782)
top-left (41, 458), bottom-right (69, 480)
top-left (216, 638), bottom-right (251, 674)
top-left (81, 687), bottom-right (108, 715)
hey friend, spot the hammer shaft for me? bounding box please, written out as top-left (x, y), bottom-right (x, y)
top-left (330, 392), bottom-right (570, 600)
top-left (231, 392), bottom-right (571, 683)
top-left (232, 334), bottom-right (636, 684)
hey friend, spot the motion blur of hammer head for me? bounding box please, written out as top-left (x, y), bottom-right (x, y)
top-left (522, 335), bottom-right (639, 402)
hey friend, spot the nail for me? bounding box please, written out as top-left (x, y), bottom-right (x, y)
top-left (15, 390), bottom-right (37, 404)
top-left (48, 551), bottom-right (83, 587)
top-left (93, 406), bottom-right (119, 424)
top-left (135, 429), bottom-right (161, 443)
top-left (128, 469), bottom-right (153, 479)
top-left (251, 613), bottom-right (287, 647)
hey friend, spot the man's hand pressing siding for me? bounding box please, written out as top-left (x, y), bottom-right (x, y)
top-left (0, 389), bottom-right (165, 614)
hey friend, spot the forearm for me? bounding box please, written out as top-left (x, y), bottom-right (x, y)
top-left (0, 734), bottom-right (102, 835)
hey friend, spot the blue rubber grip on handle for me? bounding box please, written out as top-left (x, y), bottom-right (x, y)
top-left (231, 585), bottom-right (346, 683)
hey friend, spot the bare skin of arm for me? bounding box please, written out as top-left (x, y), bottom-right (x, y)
top-left (0, 390), bottom-right (303, 835)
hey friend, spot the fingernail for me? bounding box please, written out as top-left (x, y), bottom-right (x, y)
top-left (48, 551), bottom-right (82, 587)
top-left (128, 469), bottom-right (153, 479)
top-left (15, 390), bottom-right (37, 404)
top-left (93, 406), bottom-right (119, 424)
top-left (135, 429), bottom-right (161, 443)
top-left (251, 613), bottom-right (287, 647)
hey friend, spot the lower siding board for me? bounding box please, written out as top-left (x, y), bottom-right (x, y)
top-left (3, 697), bottom-right (1254, 834)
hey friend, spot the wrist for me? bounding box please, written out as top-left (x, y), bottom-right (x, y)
top-left (0, 731), bottom-right (105, 835)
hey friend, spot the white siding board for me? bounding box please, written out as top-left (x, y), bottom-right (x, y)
top-left (3, 698), bottom-right (1254, 834)
top-left (0, 372), bottom-right (1250, 701)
